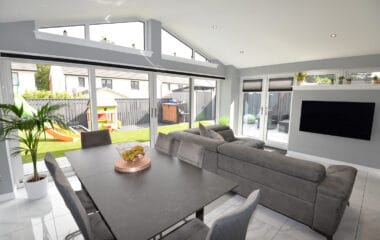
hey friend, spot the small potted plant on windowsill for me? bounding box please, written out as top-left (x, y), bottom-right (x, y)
top-left (0, 101), bottom-right (65, 200)
top-left (338, 76), bottom-right (345, 85)
top-left (295, 72), bottom-right (307, 86)
top-left (372, 75), bottom-right (379, 84)
top-left (346, 78), bottom-right (352, 85)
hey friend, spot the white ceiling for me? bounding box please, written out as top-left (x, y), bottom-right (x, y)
top-left (1, 0), bottom-right (379, 68)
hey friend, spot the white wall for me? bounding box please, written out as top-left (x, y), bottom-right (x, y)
top-left (13, 70), bottom-right (36, 94)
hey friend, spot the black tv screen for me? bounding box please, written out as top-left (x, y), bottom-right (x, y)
top-left (300, 101), bottom-right (375, 140)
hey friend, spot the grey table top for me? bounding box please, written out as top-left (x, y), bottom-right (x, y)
top-left (65, 145), bottom-right (237, 240)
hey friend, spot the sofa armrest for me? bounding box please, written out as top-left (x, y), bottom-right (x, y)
top-left (169, 131), bottom-right (224, 152)
top-left (312, 165), bottom-right (357, 237)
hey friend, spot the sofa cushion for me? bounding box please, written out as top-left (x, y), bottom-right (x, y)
top-left (185, 128), bottom-right (200, 135)
top-left (208, 129), bottom-right (224, 141)
top-left (207, 125), bottom-right (230, 132)
top-left (218, 154), bottom-right (319, 203)
top-left (199, 123), bottom-right (210, 137)
top-left (230, 138), bottom-right (265, 149)
top-left (218, 129), bottom-right (236, 142)
top-left (218, 143), bottom-right (326, 183)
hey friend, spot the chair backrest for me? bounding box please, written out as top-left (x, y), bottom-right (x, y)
top-left (155, 132), bottom-right (173, 155)
top-left (44, 153), bottom-right (93, 239)
top-left (206, 190), bottom-right (260, 240)
top-left (81, 129), bottom-right (112, 149)
top-left (177, 140), bottom-right (204, 168)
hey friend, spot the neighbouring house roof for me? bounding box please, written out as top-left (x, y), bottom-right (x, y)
top-left (60, 66), bottom-right (148, 80)
top-left (11, 62), bottom-right (37, 71)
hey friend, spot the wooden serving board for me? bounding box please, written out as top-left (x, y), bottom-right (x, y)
top-left (114, 157), bottom-right (151, 173)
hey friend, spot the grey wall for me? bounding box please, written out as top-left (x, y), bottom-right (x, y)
top-left (288, 89), bottom-right (380, 169)
top-left (0, 21), bottom-right (226, 78)
top-left (240, 54), bottom-right (380, 76)
top-left (219, 65), bottom-right (240, 131)
top-left (0, 140), bottom-right (14, 196)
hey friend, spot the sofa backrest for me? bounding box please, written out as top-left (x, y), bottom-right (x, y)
top-left (184, 125), bottom-right (236, 142)
top-left (169, 131), bottom-right (224, 152)
top-left (218, 143), bottom-right (326, 183)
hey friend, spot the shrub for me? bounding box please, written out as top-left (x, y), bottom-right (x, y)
top-left (218, 116), bottom-right (230, 126)
top-left (22, 90), bottom-right (85, 99)
top-left (243, 114), bottom-right (256, 124)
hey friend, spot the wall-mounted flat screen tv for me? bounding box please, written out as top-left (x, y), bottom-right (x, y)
top-left (300, 101), bottom-right (375, 140)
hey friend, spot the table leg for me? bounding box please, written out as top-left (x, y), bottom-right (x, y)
top-left (196, 208), bottom-right (204, 221)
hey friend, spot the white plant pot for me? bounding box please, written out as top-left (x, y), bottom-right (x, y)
top-left (24, 174), bottom-right (48, 200)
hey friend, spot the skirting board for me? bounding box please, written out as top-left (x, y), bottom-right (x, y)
top-left (287, 150), bottom-right (380, 174)
top-left (0, 191), bottom-right (15, 202)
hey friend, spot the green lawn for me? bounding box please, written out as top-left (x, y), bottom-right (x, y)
top-left (21, 122), bottom-right (205, 164)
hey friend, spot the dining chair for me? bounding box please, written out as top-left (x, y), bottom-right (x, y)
top-left (81, 129), bottom-right (112, 149)
top-left (45, 153), bottom-right (115, 240)
top-left (177, 140), bottom-right (204, 168)
top-left (163, 190), bottom-right (260, 240)
top-left (44, 153), bottom-right (97, 213)
top-left (155, 132), bottom-right (174, 155)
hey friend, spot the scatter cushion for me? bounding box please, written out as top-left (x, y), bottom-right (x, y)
top-left (218, 129), bottom-right (236, 142)
top-left (208, 129), bottom-right (224, 141)
top-left (199, 123), bottom-right (210, 138)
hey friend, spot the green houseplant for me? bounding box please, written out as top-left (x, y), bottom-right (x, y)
top-left (338, 76), bottom-right (345, 85)
top-left (295, 72), bottom-right (307, 86)
top-left (373, 75), bottom-right (379, 84)
top-left (346, 78), bottom-right (352, 85)
top-left (0, 102), bottom-right (66, 199)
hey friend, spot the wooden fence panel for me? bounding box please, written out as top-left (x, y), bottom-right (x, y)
top-left (26, 99), bottom-right (89, 127)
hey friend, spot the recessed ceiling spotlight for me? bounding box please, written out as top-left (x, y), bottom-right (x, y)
top-left (330, 33), bottom-right (337, 38)
top-left (211, 25), bottom-right (218, 30)
top-left (240, 50), bottom-right (245, 54)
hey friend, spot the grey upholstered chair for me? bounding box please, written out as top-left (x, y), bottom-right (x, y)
top-left (155, 132), bottom-right (173, 155)
top-left (45, 153), bottom-right (114, 240)
top-left (163, 190), bottom-right (260, 240)
top-left (177, 140), bottom-right (204, 168)
top-left (81, 129), bottom-right (112, 149)
top-left (44, 153), bottom-right (97, 214)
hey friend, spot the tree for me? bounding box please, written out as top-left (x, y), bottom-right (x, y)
top-left (35, 64), bottom-right (50, 90)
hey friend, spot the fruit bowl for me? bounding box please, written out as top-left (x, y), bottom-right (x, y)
top-left (116, 142), bottom-right (149, 161)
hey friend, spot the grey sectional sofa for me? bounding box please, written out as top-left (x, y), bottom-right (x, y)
top-left (168, 125), bottom-right (357, 240)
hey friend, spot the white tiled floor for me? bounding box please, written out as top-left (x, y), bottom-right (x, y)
top-left (1, 170), bottom-right (379, 240)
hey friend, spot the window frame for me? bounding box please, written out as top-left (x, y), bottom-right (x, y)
top-left (130, 80), bottom-right (140, 90)
top-left (101, 78), bottom-right (113, 89)
top-left (88, 21), bottom-right (145, 50)
top-left (78, 77), bottom-right (85, 87)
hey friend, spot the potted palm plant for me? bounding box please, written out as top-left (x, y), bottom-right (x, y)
top-left (373, 75), bottom-right (379, 84)
top-left (0, 102), bottom-right (66, 200)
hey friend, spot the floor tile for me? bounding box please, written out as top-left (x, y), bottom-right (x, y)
top-left (246, 218), bottom-right (279, 240)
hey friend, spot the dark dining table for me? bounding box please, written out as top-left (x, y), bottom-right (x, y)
top-left (65, 144), bottom-right (237, 240)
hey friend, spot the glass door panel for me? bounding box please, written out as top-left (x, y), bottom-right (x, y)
top-left (95, 68), bottom-right (150, 144)
top-left (11, 62), bottom-right (92, 176)
top-left (242, 92), bottom-right (263, 139)
top-left (193, 79), bottom-right (217, 127)
top-left (157, 74), bottom-right (190, 134)
top-left (266, 91), bottom-right (292, 144)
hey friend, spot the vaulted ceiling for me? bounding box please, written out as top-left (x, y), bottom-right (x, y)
top-left (1, 0), bottom-right (379, 68)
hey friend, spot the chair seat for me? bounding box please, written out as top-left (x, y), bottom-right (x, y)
top-left (163, 219), bottom-right (209, 240)
top-left (89, 213), bottom-right (115, 240)
top-left (75, 190), bottom-right (97, 213)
